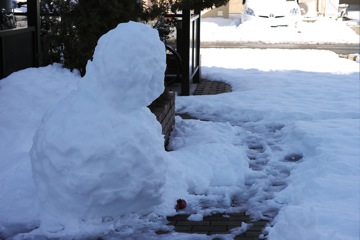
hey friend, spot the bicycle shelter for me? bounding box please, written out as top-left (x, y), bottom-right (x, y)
top-left (166, 8), bottom-right (201, 96)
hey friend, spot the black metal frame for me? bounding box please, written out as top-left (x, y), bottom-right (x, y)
top-left (0, 0), bottom-right (41, 79)
top-left (167, 8), bottom-right (201, 96)
top-left (0, 3), bottom-right (201, 93)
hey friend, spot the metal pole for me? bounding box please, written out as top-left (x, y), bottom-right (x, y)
top-left (181, 8), bottom-right (190, 96)
top-left (0, 37), bottom-right (4, 79)
top-left (27, 0), bottom-right (41, 66)
top-left (194, 9), bottom-right (201, 84)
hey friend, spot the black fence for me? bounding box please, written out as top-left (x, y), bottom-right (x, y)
top-left (0, 3), bottom-right (201, 94)
top-left (0, 0), bottom-right (41, 79)
top-left (167, 9), bottom-right (201, 96)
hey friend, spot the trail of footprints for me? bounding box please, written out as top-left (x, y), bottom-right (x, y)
top-left (167, 120), bottom-right (304, 238)
top-left (238, 122), bottom-right (303, 222)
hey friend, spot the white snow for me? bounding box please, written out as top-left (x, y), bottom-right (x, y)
top-left (185, 48), bottom-right (359, 240)
top-left (29, 21), bottom-right (167, 231)
top-left (201, 15), bottom-right (360, 44)
top-left (0, 16), bottom-right (359, 240)
top-left (83, 22), bottom-right (166, 110)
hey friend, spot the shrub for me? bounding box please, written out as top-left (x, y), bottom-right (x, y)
top-left (41, 0), bottom-right (142, 76)
top-left (143, 0), bottom-right (229, 18)
top-left (40, 0), bottom-right (229, 76)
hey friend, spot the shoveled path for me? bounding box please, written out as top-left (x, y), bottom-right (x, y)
top-left (164, 80), bottom-right (269, 239)
top-left (193, 79), bottom-right (232, 95)
top-left (164, 213), bottom-right (268, 240)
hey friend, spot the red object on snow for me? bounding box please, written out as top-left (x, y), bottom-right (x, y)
top-left (175, 199), bottom-right (187, 211)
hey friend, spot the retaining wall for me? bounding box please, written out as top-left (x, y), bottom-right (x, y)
top-left (148, 91), bottom-right (175, 148)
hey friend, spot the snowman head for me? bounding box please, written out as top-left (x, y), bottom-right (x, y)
top-left (83, 21), bottom-right (166, 110)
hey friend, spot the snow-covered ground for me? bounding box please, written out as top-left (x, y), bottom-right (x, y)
top-left (0, 15), bottom-right (359, 240)
top-left (201, 13), bottom-right (360, 44)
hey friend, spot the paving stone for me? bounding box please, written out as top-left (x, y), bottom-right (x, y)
top-left (192, 225), bottom-right (227, 232)
top-left (203, 214), bottom-right (229, 221)
top-left (155, 229), bottom-right (171, 235)
top-left (193, 80), bottom-right (232, 95)
top-left (251, 220), bottom-right (268, 226)
top-left (174, 225), bottom-right (192, 232)
top-left (234, 236), bottom-right (260, 240)
top-left (166, 211), bottom-right (269, 237)
top-left (248, 224), bottom-right (266, 231)
top-left (176, 221), bottom-right (210, 226)
top-left (211, 220), bottom-right (241, 226)
top-left (245, 231), bottom-right (261, 237)
top-left (228, 225), bottom-right (240, 230)
top-left (228, 214), bottom-right (251, 222)
top-left (167, 214), bottom-right (190, 221)
top-left (166, 220), bottom-right (176, 226)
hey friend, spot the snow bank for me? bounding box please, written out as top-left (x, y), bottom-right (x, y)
top-left (163, 118), bottom-right (251, 213)
top-left (268, 119), bottom-right (360, 240)
top-left (0, 64), bottom-right (80, 237)
top-left (30, 21), bottom-right (167, 230)
top-left (176, 49), bottom-right (359, 240)
top-left (201, 17), bottom-right (360, 44)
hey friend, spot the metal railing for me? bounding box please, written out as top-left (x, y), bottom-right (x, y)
top-left (0, 0), bottom-right (40, 79)
top-left (0, 3), bottom-right (201, 90)
top-left (166, 8), bottom-right (201, 96)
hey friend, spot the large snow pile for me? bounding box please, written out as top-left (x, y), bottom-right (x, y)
top-left (30, 21), bottom-right (167, 230)
top-left (0, 64), bottom-right (80, 236)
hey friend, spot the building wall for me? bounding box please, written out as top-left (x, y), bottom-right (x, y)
top-left (201, 0), bottom-right (245, 18)
top-left (146, 0), bottom-right (348, 19)
top-left (203, 0), bottom-right (346, 18)
top-left (229, 0), bottom-right (244, 13)
top-left (201, 3), bottom-right (230, 18)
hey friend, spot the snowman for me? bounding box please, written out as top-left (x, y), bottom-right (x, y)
top-left (30, 21), bottom-right (167, 229)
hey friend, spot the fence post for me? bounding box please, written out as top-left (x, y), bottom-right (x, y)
top-left (173, 8), bottom-right (201, 96)
top-left (27, 0), bottom-right (41, 66)
top-left (193, 8), bottom-right (201, 84)
top-left (179, 8), bottom-right (190, 96)
top-left (0, 33), bottom-right (3, 78)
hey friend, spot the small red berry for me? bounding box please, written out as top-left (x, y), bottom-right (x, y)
top-left (175, 199), bottom-right (187, 211)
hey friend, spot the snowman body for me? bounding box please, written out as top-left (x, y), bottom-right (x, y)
top-left (30, 22), bottom-right (167, 225)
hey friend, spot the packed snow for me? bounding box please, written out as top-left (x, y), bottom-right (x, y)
top-left (29, 22), bottom-right (167, 232)
top-left (0, 16), bottom-right (359, 240)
